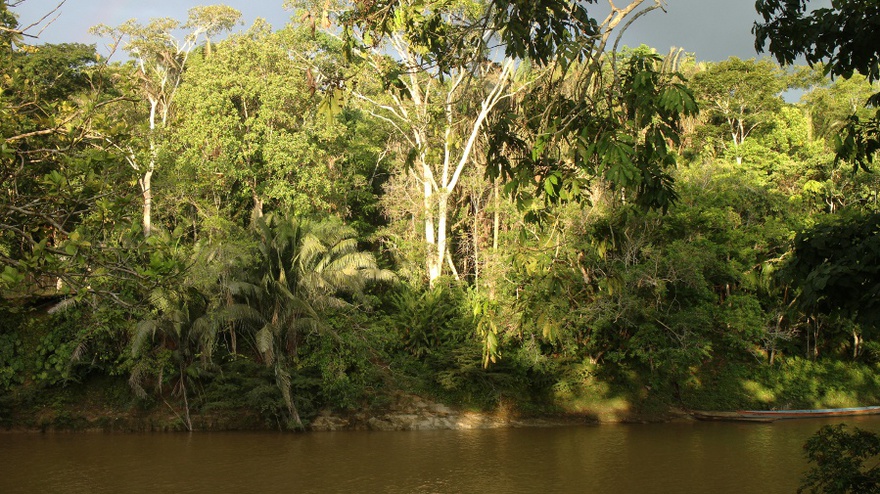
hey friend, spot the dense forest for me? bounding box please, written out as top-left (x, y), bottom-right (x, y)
top-left (2, 0), bottom-right (879, 433)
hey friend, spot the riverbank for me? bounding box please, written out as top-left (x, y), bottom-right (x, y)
top-left (308, 393), bottom-right (625, 432)
top-left (4, 350), bottom-right (880, 433)
top-left (1, 378), bottom-right (684, 433)
top-left (0, 395), bottom-right (628, 433)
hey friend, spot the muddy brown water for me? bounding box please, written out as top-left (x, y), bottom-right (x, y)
top-left (3, 416), bottom-right (879, 493)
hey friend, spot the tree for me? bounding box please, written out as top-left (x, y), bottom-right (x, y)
top-left (489, 46), bottom-right (696, 216)
top-left (336, 0), bottom-right (650, 68)
top-left (328, 0), bottom-right (678, 284)
top-left (91, 6), bottom-right (241, 237)
top-left (0, 2), bottom-right (16, 49)
top-left (1, 42), bottom-right (106, 250)
top-left (184, 4), bottom-right (242, 58)
top-left (332, 0), bottom-right (522, 284)
top-left (800, 424), bottom-right (880, 494)
top-left (130, 285), bottom-right (216, 431)
top-left (785, 210), bottom-right (880, 332)
top-left (171, 20), bottom-right (309, 223)
top-left (172, 21), bottom-right (372, 226)
top-left (223, 214), bottom-right (392, 428)
top-left (0, 29), bottom-right (146, 299)
top-left (756, 1), bottom-right (880, 357)
top-left (755, 0), bottom-right (880, 170)
top-left (803, 74), bottom-right (879, 144)
top-left (690, 57), bottom-right (785, 164)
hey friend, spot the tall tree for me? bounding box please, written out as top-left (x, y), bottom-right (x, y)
top-left (321, 0), bottom-right (676, 284)
top-left (223, 214), bottom-right (392, 428)
top-left (690, 57), bottom-right (785, 164)
top-left (803, 74), bottom-right (879, 144)
top-left (172, 21), bottom-right (370, 226)
top-left (130, 286), bottom-right (216, 431)
top-left (91, 5), bottom-right (241, 237)
top-left (755, 0), bottom-right (880, 170)
top-left (0, 29), bottom-right (138, 298)
top-left (336, 0), bottom-right (521, 284)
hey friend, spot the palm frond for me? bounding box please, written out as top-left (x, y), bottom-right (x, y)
top-left (213, 303), bottom-right (266, 328)
top-left (328, 237), bottom-right (359, 259)
top-left (367, 268), bottom-right (397, 283)
top-left (324, 252), bottom-right (379, 279)
top-left (281, 294), bottom-right (319, 318)
top-left (255, 325), bottom-right (275, 364)
top-left (149, 288), bottom-right (176, 313)
top-left (190, 313), bottom-right (213, 338)
top-left (128, 360), bottom-right (151, 399)
top-left (228, 280), bottom-right (261, 299)
top-left (324, 295), bottom-right (351, 310)
top-left (299, 232), bottom-right (326, 269)
top-left (302, 271), bottom-right (332, 296)
top-left (131, 319), bottom-right (160, 356)
top-left (46, 297), bottom-right (78, 315)
top-left (69, 339), bottom-right (89, 365)
top-left (191, 315), bottom-right (217, 361)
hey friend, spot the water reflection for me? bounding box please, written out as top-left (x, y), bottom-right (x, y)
top-left (2, 417), bottom-right (879, 494)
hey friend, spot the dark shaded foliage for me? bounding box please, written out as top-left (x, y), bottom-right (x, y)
top-left (800, 424), bottom-right (880, 494)
top-left (786, 211), bottom-right (880, 330)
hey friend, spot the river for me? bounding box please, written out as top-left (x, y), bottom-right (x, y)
top-left (3, 416), bottom-right (879, 493)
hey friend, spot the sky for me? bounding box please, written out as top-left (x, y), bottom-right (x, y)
top-left (12, 0), bottom-right (780, 63)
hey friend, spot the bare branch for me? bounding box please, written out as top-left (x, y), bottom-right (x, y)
top-left (7, 0), bottom-right (67, 39)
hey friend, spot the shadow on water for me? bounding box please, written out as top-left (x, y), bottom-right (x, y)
top-left (3, 416), bottom-right (880, 494)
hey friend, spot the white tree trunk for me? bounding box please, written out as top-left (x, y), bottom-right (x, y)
top-left (251, 192), bottom-right (264, 226)
top-left (140, 170), bottom-right (153, 236)
top-left (423, 160), bottom-right (442, 282)
top-left (473, 194), bottom-right (480, 287)
top-left (434, 190), bottom-right (449, 283)
top-left (358, 42), bottom-right (515, 286)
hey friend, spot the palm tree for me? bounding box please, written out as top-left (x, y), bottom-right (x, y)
top-left (224, 213), bottom-right (392, 429)
top-left (130, 286), bottom-right (216, 431)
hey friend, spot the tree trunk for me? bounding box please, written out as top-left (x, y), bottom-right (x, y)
top-left (423, 155), bottom-right (443, 284)
top-left (434, 190), bottom-right (449, 285)
top-left (276, 363), bottom-right (303, 430)
top-left (141, 97), bottom-right (159, 237)
top-left (251, 193), bottom-right (264, 226)
top-left (493, 175), bottom-right (500, 251)
top-left (853, 329), bottom-right (861, 359)
top-left (141, 169), bottom-right (153, 237)
top-left (807, 317), bottom-right (821, 360)
top-left (472, 195), bottom-right (480, 287)
top-left (180, 368), bottom-right (193, 432)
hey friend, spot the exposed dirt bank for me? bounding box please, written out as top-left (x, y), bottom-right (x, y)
top-left (1, 391), bottom-right (691, 433)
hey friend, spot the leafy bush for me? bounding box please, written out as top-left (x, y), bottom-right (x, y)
top-left (682, 358), bottom-right (880, 411)
top-left (198, 356), bottom-right (288, 428)
top-left (388, 281), bottom-right (472, 359)
top-left (0, 331), bottom-right (25, 390)
top-left (33, 329), bottom-right (77, 386)
top-left (800, 424), bottom-right (880, 494)
top-left (298, 310), bottom-right (391, 411)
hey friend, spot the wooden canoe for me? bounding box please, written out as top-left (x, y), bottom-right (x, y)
top-left (691, 411), bottom-right (777, 423)
top-left (692, 406), bottom-right (880, 422)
